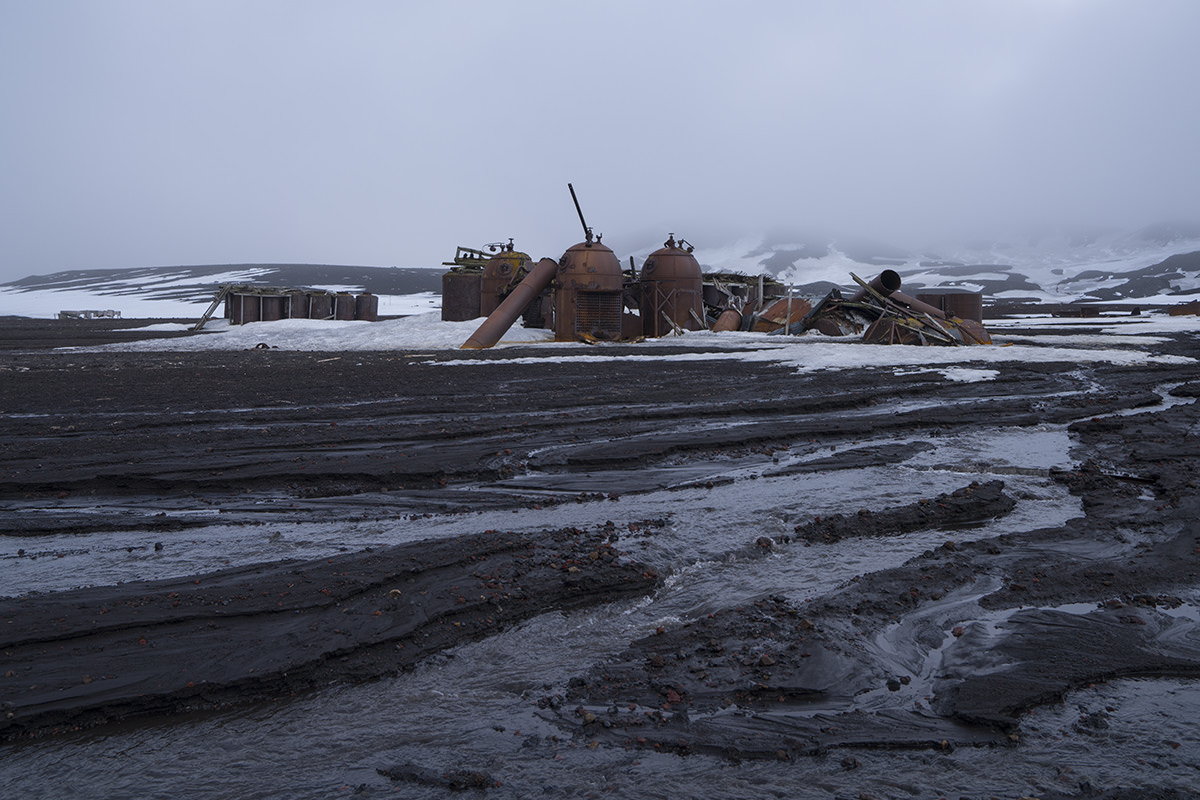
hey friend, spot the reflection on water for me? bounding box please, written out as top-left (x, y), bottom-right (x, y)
top-left (6, 424), bottom-right (1195, 799)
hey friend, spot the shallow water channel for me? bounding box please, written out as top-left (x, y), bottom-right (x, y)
top-left (3, 414), bottom-right (1198, 799)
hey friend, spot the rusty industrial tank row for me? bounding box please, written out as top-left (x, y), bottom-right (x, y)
top-left (225, 289), bottom-right (378, 324)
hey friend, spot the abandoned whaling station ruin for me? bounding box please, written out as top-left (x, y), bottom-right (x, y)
top-left (193, 185), bottom-right (1000, 345)
top-left (447, 185), bottom-right (991, 348)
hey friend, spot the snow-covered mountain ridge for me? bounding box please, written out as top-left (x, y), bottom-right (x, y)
top-left (2, 224), bottom-right (1199, 318)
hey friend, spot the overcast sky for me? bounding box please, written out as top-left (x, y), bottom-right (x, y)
top-left (1, 0), bottom-right (1197, 280)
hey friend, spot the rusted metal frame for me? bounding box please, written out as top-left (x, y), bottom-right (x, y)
top-left (191, 284), bottom-right (233, 331)
top-left (888, 314), bottom-right (955, 344)
top-left (660, 310), bottom-right (685, 336)
top-left (776, 288), bottom-right (841, 335)
top-left (914, 309), bottom-right (960, 345)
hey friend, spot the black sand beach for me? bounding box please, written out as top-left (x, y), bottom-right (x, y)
top-left (1, 317), bottom-right (1199, 798)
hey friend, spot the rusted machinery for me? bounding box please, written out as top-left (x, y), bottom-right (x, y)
top-left (440, 241), bottom-right (536, 322)
top-left (457, 184), bottom-right (991, 348)
top-left (461, 185), bottom-right (632, 349)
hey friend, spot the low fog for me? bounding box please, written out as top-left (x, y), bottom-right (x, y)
top-left (1, 0), bottom-right (1198, 280)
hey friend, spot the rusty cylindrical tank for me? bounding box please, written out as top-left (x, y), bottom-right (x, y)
top-left (481, 242), bottom-right (533, 317)
top-left (914, 291), bottom-right (984, 323)
top-left (287, 291), bottom-right (310, 319)
top-left (259, 295), bottom-right (286, 322)
top-left (441, 271), bottom-right (482, 321)
top-left (234, 293), bottom-right (260, 324)
top-left (554, 238), bottom-right (624, 342)
top-left (355, 292), bottom-right (379, 321)
top-left (308, 292), bottom-right (333, 320)
top-left (334, 293), bottom-right (356, 320)
top-left (639, 235), bottom-right (704, 337)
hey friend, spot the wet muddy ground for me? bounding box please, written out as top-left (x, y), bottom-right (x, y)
top-left (1, 318), bottom-right (1199, 799)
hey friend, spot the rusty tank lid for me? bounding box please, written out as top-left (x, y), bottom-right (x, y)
top-left (640, 234), bottom-right (701, 282)
top-left (483, 239), bottom-right (532, 281)
top-left (558, 234), bottom-right (622, 280)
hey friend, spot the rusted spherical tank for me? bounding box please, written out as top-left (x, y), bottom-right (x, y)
top-left (915, 291), bottom-right (984, 322)
top-left (308, 292), bottom-right (333, 320)
top-left (554, 239), bottom-right (624, 342)
top-left (481, 244), bottom-right (533, 317)
top-left (355, 292), bottom-right (379, 321)
top-left (334, 293), bottom-right (356, 320)
top-left (639, 235), bottom-right (704, 337)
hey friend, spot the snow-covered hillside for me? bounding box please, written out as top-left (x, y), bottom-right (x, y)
top-left (0, 264), bottom-right (443, 319)
top-left (675, 223), bottom-right (1200, 304)
top-left (2, 224), bottom-right (1199, 319)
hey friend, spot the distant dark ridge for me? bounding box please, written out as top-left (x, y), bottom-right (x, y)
top-left (1, 264), bottom-right (444, 303)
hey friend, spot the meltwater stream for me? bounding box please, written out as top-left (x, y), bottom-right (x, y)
top-left (3, 421), bottom-right (1198, 798)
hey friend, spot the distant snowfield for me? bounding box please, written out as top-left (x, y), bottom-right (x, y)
top-left (0, 288), bottom-right (439, 320)
top-left (66, 310), bottom-right (1200, 377)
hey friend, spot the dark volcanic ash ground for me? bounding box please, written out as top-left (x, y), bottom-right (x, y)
top-left (1, 317), bottom-right (1199, 799)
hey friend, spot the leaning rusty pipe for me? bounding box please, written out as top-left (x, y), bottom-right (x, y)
top-left (461, 257), bottom-right (558, 349)
top-left (888, 290), bottom-right (949, 320)
top-left (848, 269), bottom-right (901, 303)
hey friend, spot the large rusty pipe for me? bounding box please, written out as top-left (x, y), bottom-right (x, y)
top-left (461, 257), bottom-right (558, 349)
top-left (848, 269), bottom-right (901, 303)
top-left (888, 290), bottom-right (949, 320)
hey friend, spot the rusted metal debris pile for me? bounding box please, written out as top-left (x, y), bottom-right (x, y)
top-left (776, 269), bottom-right (992, 346)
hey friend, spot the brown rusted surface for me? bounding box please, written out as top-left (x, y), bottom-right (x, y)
top-left (863, 316), bottom-right (926, 344)
top-left (848, 269), bottom-right (901, 303)
top-left (287, 291), bottom-right (309, 319)
top-left (480, 245), bottom-right (533, 317)
top-left (462, 257), bottom-right (560, 349)
top-left (441, 271), bottom-right (483, 321)
top-left (751, 295), bottom-right (814, 332)
top-left (354, 293), bottom-right (379, 322)
top-left (639, 235), bottom-right (704, 337)
top-left (308, 292), bottom-right (332, 320)
top-left (554, 240), bottom-right (624, 342)
top-left (916, 291), bottom-right (984, 323)
top-left (334, 293), bottom-right (356, 321)
top-left (1170, 300), bottom-right (1200, 317)
top-left (712, 308), bottom-right (742, 332)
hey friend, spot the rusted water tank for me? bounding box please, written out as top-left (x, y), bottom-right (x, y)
top-left (309, 293), bottom-right (333, 320)
top-left (914, 290), bottom-right (984, 322)
top-left (481, 243), bottom-right (533, 317)
top-left (260, 295), bottom-right (286, 322)
top-left (355, 292), bottom-right (378, 321)
top-left (287, 291), bottom-right (310, 319)
top-left (233, 293), bottom-right (260, 324)
top-left (639, 235), bottom-right (704, 337)
top-left (334, 293), bottom-right (356, 320)
top-left (441, 271), bottom-right (482, 321)
top-left (554, 238), bottom-right (624, 342)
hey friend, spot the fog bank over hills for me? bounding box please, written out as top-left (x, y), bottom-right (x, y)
top-left (1, 222), bottom-right (1199, 319)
